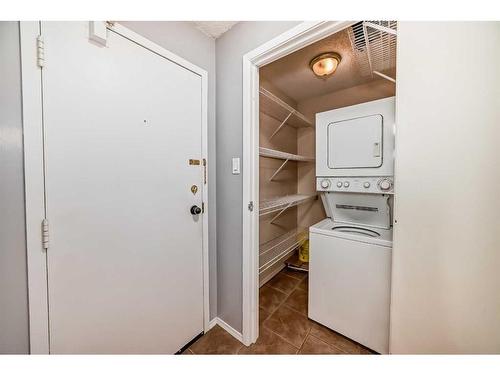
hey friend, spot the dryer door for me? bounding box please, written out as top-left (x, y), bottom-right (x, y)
top-left (327, 114), bottom-right (383, 169)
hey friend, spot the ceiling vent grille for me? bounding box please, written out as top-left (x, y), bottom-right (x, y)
top-left (348, 21), bottom-right (397, 82)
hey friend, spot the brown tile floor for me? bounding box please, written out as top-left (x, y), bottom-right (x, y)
top-left (185, 267), bottom-right (375, 355)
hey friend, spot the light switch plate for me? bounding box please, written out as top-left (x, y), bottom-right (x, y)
top-left (232, 158), bottom-right (240, 175)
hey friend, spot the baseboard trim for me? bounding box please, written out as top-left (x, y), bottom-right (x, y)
top-left (214, 317), bottom-right (243, 343)
top-left (207, 318), bottom-right (218, 331)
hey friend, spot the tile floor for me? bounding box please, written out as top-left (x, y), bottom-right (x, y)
top-left (185, 267), bottom-right (376, 355)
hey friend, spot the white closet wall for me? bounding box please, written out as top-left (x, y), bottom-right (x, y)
top-left (391, 21), bottom-right (500, 354)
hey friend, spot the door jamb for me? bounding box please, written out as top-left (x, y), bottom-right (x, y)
top-left (241, 21), bottom-right (356, 346)
top-left (20, 21), bottom-right (211, 354)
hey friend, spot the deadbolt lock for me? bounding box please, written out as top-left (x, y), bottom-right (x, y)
top-left (191, 185), bottom-right (198, 195)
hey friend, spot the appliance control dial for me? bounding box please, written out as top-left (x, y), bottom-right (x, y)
top-left (337, 181), bottom-right (343, 188)
top-left (363, 182), bottom-right (371, 188)
top-left (378, 178), bottom-right (393, 191)
top-left (320, 179), bottom-right (331, 189)
top-left (343, 181), bottom-right (350, 188)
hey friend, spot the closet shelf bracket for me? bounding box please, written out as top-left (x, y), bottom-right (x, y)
top-left (269, 110), bottom-right (294, 140)
top-left (269, 158), bottom-right (290, 181)
top-left (270, 202), bottom-right (294, 224)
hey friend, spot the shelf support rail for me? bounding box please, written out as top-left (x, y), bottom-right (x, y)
top-left (373, 70), bottom-right (396, 83)
top-left (269, 110), bottom-right (294, 140)
top-left (269, 158), bottom-right (289, 181)
top-left (270, 201), bottom-right (294, 224)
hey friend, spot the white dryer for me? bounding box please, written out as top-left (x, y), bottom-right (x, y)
top-left (316, 97), bottom-right (395, 179)
top-left (309, 192), bottom-right (392, 354)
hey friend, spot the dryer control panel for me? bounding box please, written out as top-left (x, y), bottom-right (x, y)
top-left (317, 176), bottom-right (394, 194)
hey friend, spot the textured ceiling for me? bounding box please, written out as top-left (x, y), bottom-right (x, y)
top-left (192, 21), bottom-right (238, 39)
top-left (260, 28), bottom-right (385, 103)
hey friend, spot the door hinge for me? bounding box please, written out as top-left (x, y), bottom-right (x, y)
top-left (203, 158), bottom-right (207, 185)
top-left (202, 202), bottom-right (205, 214)
top-left (36, 35), bottom-right (45, 68)
top-left (41, 219), bottom-right (49, 249)
top-left (248, 201), bottom-right (254, 212)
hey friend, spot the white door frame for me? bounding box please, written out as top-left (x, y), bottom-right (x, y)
top-left (20, 21), bottom-right (210, 354)
top-left (241, 21), bottom-right (356, 345)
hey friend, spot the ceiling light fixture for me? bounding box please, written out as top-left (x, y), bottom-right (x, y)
top-left (309, 52), bottom-right (342, 78)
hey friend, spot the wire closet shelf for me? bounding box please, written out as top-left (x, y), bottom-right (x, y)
top-left (260, 194), bottom-right (317, 224)
top-left (259, 228), bottom-right (307, 274)
top-left (348, 21), bottom-right (397, 83)
top-left (259, 147), bottom-right (315, 162)
top-left (260, 147), bottom-right (315, 181)
top-left (259, 87), bottom-right (313, 140)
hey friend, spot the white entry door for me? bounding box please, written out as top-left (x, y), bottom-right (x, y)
top-left (41, 22), bottom-right (205, 354)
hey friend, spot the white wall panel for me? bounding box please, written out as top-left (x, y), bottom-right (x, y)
top-left (391, 22), bottom-right (500, 353)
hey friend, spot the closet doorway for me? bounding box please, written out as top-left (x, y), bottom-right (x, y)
top-left (242, 21), bottom-right (397, 348)
top-left (22, 22), bottom-right (209, 354)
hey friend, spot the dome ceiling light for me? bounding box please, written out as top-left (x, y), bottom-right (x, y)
top-left (309, 52), bottom-right (342, 79)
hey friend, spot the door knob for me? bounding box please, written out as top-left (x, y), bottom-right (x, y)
top-left (190, 205), bottom-right (202, 215)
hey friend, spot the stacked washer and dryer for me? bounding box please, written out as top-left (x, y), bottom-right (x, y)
top-left (309, 97), bottom-right (395, 354)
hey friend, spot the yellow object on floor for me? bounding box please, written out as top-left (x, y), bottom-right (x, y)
top-left (298, 232), bottom-right (309, 263)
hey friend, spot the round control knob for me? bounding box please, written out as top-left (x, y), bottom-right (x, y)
top-left (320, 179), bottom-right (331, 189)
top-left (343, 181), bottom-right (350, 188)
top-left (336, 181), bottom-right (343, 188)
top-left (379, 178), bottom-right (392, 191)
top-left (363, 182), bottom-right (371, 188)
